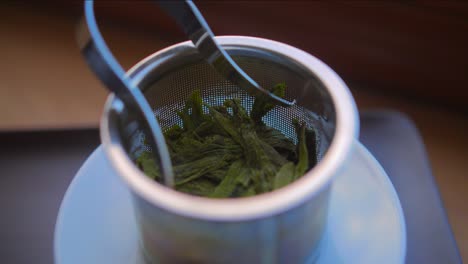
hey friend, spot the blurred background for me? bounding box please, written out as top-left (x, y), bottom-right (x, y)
top-left (1, 0), bottom-right (467, 262)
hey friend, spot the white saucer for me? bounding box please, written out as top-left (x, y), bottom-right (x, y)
top-left (54, 141), bottom-right (406, 264)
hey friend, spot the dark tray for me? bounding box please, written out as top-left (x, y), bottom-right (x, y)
top-left (0, 111), bottom-right (461, 263)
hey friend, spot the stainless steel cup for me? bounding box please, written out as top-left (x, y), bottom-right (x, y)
top-left (101, 36), bottom-right (358, 263)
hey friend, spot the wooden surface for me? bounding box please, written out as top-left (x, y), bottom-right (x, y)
top-left (1, 3), bottom-right (467, 261)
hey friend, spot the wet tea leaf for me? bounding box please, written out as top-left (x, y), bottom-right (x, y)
top-left (136, 85), bottom-right (318, 198)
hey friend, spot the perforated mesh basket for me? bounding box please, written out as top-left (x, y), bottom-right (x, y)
top-left (115, 37), bottom-right (337, 178)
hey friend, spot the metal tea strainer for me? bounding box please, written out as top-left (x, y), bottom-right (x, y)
top-left (102, 36), bottom-right (351, 263)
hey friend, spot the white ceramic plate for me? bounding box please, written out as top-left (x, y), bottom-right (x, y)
top-left (54, 141), bottom-right (406, 263)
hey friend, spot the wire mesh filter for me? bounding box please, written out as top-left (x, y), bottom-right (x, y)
top-left (117, 44), bottom-right (337, 177)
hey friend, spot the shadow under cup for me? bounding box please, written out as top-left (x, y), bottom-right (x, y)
top-left (101, 36), bottom-right (358, 263)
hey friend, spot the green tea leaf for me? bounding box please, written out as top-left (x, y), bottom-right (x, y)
top-left (176, 178), bottom-right (218, 196)
top-left (305, 128), bottom-right (318, 168)
top-left (209, 107), bottom-right (242, 144)
top-left (204, 168), bottom-right (228, 182)
top-left (236, 167), bottom-right (251, 187)
top-left (165, 124), bottom-right (183, 140)
top-left (251, 82), bottom-right (287, 123)
top-left (174, 155), bottom-right (228, 185)
top-left (257, 125), bottom-right (296, 155)
top-left (236, 186), bottom-right (256, 197)
top-left (224, 99), bottom-right (251, 125)
top-left (177, 109), bottom-right (195, 132)
top-left (188, 89), bottom-right (205, 126)
top-left (273, 162), bottom-right (295, 189)
top-left (136, 85), bottom-right (318, 198)
top-left (135, 151), bottom-right (160, 180)
top-left (210, 161), bottom-right (245, 198)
